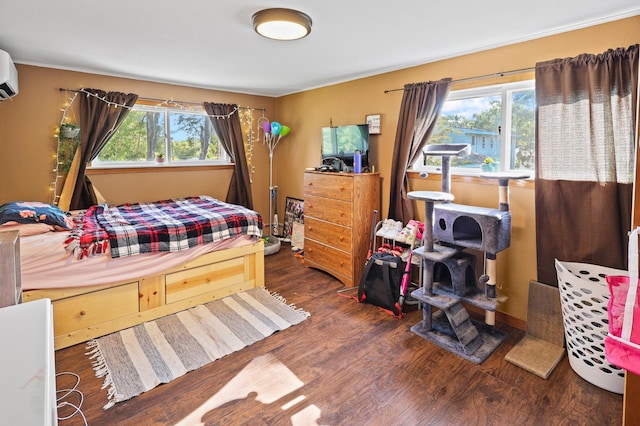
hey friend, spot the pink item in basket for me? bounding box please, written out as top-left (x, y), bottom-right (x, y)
top-left (604, 227), bottom-right (640, 376)
top-left (605, 275), bottom-right (640, 376)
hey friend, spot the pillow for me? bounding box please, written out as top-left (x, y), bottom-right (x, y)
top-left (0, 201), bottom-right (73, 230)
top-left (0, 222), bottom-right (55, 237)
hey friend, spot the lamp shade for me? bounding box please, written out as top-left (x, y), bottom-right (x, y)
top-left (252, 8), bottom-right (312, 41)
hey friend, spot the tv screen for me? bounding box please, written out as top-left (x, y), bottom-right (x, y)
top-left (321, 124), bottom-right (369, 171)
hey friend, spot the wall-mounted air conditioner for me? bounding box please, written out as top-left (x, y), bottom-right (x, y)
top-left (0, 49), bottom-right (19, 100)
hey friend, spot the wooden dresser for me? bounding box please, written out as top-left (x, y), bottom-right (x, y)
top-left (303, 171), bottom-right (380, 287)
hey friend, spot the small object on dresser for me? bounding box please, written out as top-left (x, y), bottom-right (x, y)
top-left (353, 150), bottom-right (362, 173)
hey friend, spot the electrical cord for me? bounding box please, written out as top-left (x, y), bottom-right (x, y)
top-left (56, 372), bottom-right (88, 425)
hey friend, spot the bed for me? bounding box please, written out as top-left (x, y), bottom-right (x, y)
top-left (1, 197), bottom-right (265, 350)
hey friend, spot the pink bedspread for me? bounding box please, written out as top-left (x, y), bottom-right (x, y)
top-left (20, 230), bottom-right (256, 291)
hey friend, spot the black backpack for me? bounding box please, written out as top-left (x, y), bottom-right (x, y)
top-left (357, 252), bottom-right (405, 318)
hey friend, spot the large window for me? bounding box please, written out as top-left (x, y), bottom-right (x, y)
top-left (92, 104), bottom-right (230, 167)
top-left (416, 80), bottom-right (535, 174)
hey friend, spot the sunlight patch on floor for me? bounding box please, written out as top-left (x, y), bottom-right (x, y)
top-left (175, 353), bottom-right (325, 425)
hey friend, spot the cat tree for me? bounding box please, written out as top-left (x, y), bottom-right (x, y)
top-left (409, 144), bottom-right (529, 364)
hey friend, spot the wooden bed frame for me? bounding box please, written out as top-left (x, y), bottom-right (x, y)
top-left (23, 241), bottom-right (265, 350)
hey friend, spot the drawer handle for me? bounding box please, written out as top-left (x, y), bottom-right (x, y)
top-left (80, 310), bottom-right (86, 316)
top-left (308, 226), bottom-right (313, 231)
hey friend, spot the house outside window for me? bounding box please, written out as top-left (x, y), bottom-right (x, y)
top-left (416, 80), bottom-right (535, 174)
top-left (92, 104), bottom-right (231, 167)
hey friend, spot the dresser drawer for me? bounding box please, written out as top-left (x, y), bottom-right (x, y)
top-left (305, 217), bottom-right (352, 252)
top-left (304, 172), bottom-right (353, 201)
top-left (305, 239), bottom-right (353, 278)
top-left (305, 194), bottom-right (352, 227)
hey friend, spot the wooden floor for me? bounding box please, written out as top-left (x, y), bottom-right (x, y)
top-left (55, 246), bottom-right (623, 425)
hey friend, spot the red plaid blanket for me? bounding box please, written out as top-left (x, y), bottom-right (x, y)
top-left (65, 196), bottom-right (263, 259)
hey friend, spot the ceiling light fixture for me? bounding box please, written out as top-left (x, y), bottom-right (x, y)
top-left (252, 8), bottom-right (312, 41)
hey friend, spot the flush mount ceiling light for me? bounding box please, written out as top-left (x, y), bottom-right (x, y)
top-left (252, 8), bottom-right (312, 41)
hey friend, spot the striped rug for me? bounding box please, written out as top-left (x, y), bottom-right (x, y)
top-left (86, 287), bottom-right (310, 409)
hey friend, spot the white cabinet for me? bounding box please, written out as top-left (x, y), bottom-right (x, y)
top-left (0, 299), bottom-right (57, 425)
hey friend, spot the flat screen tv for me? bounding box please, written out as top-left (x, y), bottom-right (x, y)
top-left (321, 124), bottom-right (369, 171)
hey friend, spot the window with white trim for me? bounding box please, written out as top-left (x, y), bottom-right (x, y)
top-left (92, 104), bottom-right (230, 167)
top-left (414, 80), bottom-right (535, 174)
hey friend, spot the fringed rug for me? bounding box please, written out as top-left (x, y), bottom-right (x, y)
top-left (86, 287), bottom-right (310, 409)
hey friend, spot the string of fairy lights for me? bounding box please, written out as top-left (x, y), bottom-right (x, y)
top-left (52, 88), bottom-right (264, 204)
top-left (52, 91), bottom-right (79, 205)
top-left (239, 108), bottom-right (258, 183)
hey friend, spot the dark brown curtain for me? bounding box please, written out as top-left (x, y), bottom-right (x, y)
top-left (535, 45), bottom-right (639, 285)
top-left (204, 103), bottom-right (254, 209)
top-left (388, 79), bottom-right (452, 223)
top-left (70, 89), bottom-right (138, 210)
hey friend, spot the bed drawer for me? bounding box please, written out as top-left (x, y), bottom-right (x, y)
top-left (165, 256), bottom-right (246, 304)
top-left (53, 282), bottom-right (139, 337)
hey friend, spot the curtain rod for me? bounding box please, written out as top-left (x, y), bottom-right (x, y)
top-left (383, 67), bottom-right (535, 94)
top-left (58, 88), bottom-right (265, 112)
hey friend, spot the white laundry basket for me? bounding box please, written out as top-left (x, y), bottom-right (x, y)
top-left (555, 260), bottom-right (625, 394)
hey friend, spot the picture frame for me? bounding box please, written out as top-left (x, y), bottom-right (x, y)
top-left (282, 197), bottom-right (304, 242)
top-left (366, 114), bottom-right (381, 135)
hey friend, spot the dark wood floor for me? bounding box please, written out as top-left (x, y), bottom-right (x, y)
top-left (55, 246), bottom-right (623, 425)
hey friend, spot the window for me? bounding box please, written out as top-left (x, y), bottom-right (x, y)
top-left (92, 104), bottom-right (230, 167)
top-left (415, 80), bottom-right (535, 174)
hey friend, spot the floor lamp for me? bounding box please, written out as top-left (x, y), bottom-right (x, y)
top-left (261, 119), bottom-right (291, 255)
